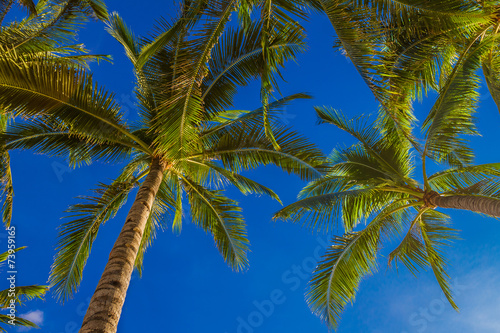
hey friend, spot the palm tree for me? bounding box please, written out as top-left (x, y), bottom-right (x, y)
top-left (0, 247), bottom-right (47, 332)
top-left (0, 3), bottom-right (326, 331)
top-left (0, 0), bottom-right (109, 227)
top-left (274, 107), bottom-right (500, 331)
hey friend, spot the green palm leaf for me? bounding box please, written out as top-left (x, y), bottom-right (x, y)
top-left (186, 159), bottom-right (281, 203)
top-left (2, 119), bottom-right (136, 166)
top-left (0, 285), bottom-right (47, 307)
top-left (0, 53), bottom-right (151, 153)
top-left (306, 200), bottom-right (416, 330)
top-left (202, 22), bottom-right (306, 115)
top-left (419, 212), bottom-right (459, 309)
top-left (49, 173), bottom-right (140, 301)
top-left (421, 30), bottom-right (490, 170)
top-left (180, 174), bottom-right (249, 271)
top-left (198, 123), bottom-right (326, 180)
top-left (151, 0), bottom-right (237, 158)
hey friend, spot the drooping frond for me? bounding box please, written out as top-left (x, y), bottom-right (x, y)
top-left (0, 285), bottom-right (46, 307)
top-left (307, 233), bottom-right (376, 330)
top-left (482, 44), bottom-right (500, 115)
top-left (0, 315), bottom-right (39, 331)
top-left (49, 171), bottom-right (142, 302)
top-left (179, 173), bottom-right (249, 271)
top-left (0, 246), bottom-right (24, 263)
top-left (0, 247), bottom-right (47, 331)
top-left (16, 0), bottom-right (37, 16)
top-left (429, 163), bottom-right (500, 194)
top-left (422, 30), bottom-right (492, 168)
top-left (1, 0), bottom-right (104, 54)
top-left (306, 199), bottom-right (416, 330)
top-left (201, 93), bottom-right (312, 140)
top-left (274, 188), bottom-right (409, 232)
top-left (79, 0), bottom-right (108, 20)
top-left (0, 113), bottom-right (13, 227)
top-left (105, 12), bottom-right (140, 63)
top-left (317, 0), bottom-right (387, 102)
top-left (419, 211), bottom-right (459, 309)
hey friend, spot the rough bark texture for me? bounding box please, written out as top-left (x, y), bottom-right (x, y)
top-left (79, 157), bottom-right (166, 333)
top-left (431, 194), bottom-right (500, 217)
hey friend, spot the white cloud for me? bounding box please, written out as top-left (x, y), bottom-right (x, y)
top-left (17, 310), bottom-right (44, 332)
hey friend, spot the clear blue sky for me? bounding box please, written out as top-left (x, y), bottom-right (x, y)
top-left (4, 1), bottom-right (500, 332)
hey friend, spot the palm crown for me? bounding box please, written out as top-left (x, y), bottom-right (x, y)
top-left (274, 106), bottom-right (500, 331)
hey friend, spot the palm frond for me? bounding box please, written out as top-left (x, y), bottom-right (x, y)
top-left (201, 21), bottom-right (306, 115)
top-left (105, 12), bottom-right (139, 63)
top-left (306, 199), bottom-right (417, 330)
top-left (429, 163), bottom-right (500, 194)
top-left (0, 148), bottom-right (13, 228)
top-left (179, 173), bottom-right (249, 271)
top-left (482, 49), bottom-right (500, 115)
top-left (388, 208), bottom-right (430, 275)
top-left (274, 187), bottom-right (409, 232)
top-left (151, 0), bottom-right (238, 158)
top-left (0, 285), bottom-right (47, 308)
top-left (196, 123), bottom-right (327, 181)
top-left (419, 211), bottom-right (459, 310)
top-left (2, 119), bottom-right (137, 166)
top-left (80, 0), bottom-right (108, 20)
top-left (2, 0), bottom-right (96, 53)
top-left (259, 0), bottom-right (307, 149)
top-left (0, 314), bottom-right (39, 331)
top-left (134, 0), bottom-right (205, 69)
top-left (0, 246), bottom-right (25, 264)
top-left (201, 93), bottom-right (312, 140)
top-left (186, 159), bottom-right (281, 203)
top-left (49, 172), bottom-right (141, 302)
top-left (422, 30), bottom-right (492, 169)
top-left (316, 107), bottom-right (414, 183)
top-left (17, 0), bottom-right (37, 16)
top-left (0, 52), bottom-right (151, 153)
top-left (317, 0), bottom-right (387, 102)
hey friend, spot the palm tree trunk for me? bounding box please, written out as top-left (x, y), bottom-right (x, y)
top-left (431, 194), bottom-right (500, 217)
top-left (79, 157), bottom-right (166, 333)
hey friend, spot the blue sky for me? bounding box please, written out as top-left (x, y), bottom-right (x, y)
top-left (3, 1), bottom-right (500, 332)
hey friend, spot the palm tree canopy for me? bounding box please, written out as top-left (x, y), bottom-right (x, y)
top-left (274, 107), bottom-right (500, 331)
